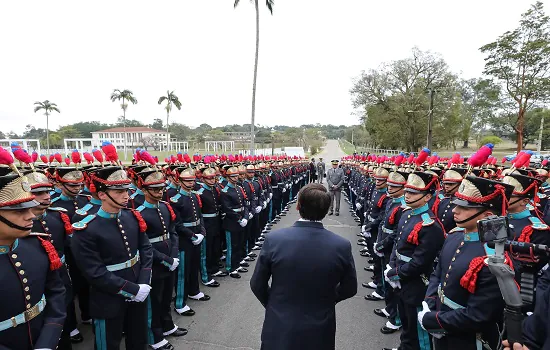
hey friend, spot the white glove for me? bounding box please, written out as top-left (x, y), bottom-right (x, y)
top-left (356, 203), bottom-right (362, 210)
top-left (286, 184), bottom-right (290, 189)
top-left (417, 301), bottom-right (431, 331)
top-left (389, 280), bottom-right (402, 289)
top-left (262, 201), bottom-right (267, 209)
top-left (169, 258), bottom-right (180, 271)
top-left (282, 188), bottom-right (287, 193)
top-left (134, 284), bottom-right (152, 302)
top-left (269, 193), bottom-right (273, 199)
top-left (192, 233), bottom-right (204, 245)
top-left (239, 219), bottom-right (248, 227)
top-left (375, 250), bottom-right (384, 257)
top-left (362, 230), bottom-right (371, 238)
top-left (248, 212), bottom-right (254, 219)
top-left (255, 206), bottom-right (262, 214)
top-left (384, 264), bottom-right (392, 283)
top-left (361, 225), bottom-right (366, 233)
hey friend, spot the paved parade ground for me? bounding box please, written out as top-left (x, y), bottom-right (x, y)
top-left (75, 140), bottom-right (399, 350)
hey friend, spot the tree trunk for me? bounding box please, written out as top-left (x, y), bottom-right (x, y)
top-left (516, 106), bottom-right (525, 153)
top-left (123, 97), bottom-right (127, 161)
top-left (462, 139), bottom-right (469, 148)
top-left (166, 108), bottom-right (170, 152)
top-left (46, 111), bottom-right (50, 154)
top-left (250, 0), bottom-right (260, 156)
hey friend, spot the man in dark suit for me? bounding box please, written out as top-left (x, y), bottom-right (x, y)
top-left (250, 183), bottom-right (357, 350)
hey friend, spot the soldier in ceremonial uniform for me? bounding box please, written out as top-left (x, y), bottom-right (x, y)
top-left (170, 167), bottom-right (210, 317)
top-left (502, 172), bottom-right (550, 311)
top-left (196, 167), bottom-right (227, 281)
top-left (134, 168), bottom-right (187, 350)
top-left (269, 162), bottom-right (283, 223)
top-left (384, 171), bottom-right (445, 350)
top-left (362, 167), bottom-right (391, 302)
top-left (0, 169), bottom-right (66, 350)
top-left (244, 164), bottom-right (266, 261)
top-left (51, 167), bottom-right (92, 332)
top-left (418, 176), bottom-right (515, 350)
top-left (71, 166), bottom-right (154, 350)
top-left (72, 167), bottom-right (102, 222)
top-left (220, 166), bottom-right (249, 278)
top-left (372, 170), bottom-right (408, 335)
top-left (327, 160), bottom-right (345, 216)
top-left (28, 169), bottom-right (78, 348)
top-left (437, 168), bottom-right (468, 234)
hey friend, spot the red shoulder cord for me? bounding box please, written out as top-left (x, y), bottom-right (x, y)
top-left (165, 202), bottom-right (177, 221)
top-left (406, 222), bottom-right (423, 245)
top-left (460, 252), bottom-right (514, 293)
top-left (131, 210), bottom-right (148, 232)
top-left (377, 193), bottom-right (387, 208)
top-left (37, 237), bottom-right (62, 271)
top-left (194, 193), bottom-right (203, 208)
top-left (517, 225), bottom-right (534, 243)
top-left (388, 206), bottom-right (400, 225)
top-left (60, 212), bottom-right (73, 236)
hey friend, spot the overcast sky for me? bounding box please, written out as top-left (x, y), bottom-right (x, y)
top-left (0, 0), bottom-right (545, 135)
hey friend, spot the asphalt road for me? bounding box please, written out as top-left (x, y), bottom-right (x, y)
top-left (75, 139), bottom-right (399, 350)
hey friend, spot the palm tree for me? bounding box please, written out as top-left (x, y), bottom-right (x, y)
top-left (234, 0), bottom-right (274, 155)
top-left (33, 100), bottom-right (60, 153)
top-left (110, 89), bottom-right (138, 160)
top-left (158, 91), bottom-right (182, 151)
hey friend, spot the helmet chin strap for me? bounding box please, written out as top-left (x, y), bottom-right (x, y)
top-left (405, 193), bottom-right (427, 206)
top-left (105, 191), bottom-right (126, 208)
top-left (455, 209), bottom-right (487, 225)
top-left (388, 187), bottom-right (403, 196)
top-left (145, 189), bottom-right (164, 201)
top-left (0, 214), bottom-right (30, 231)
top-left (444, 183), bottom-right (460, 195)
top-left (62, 183), bottom-right (80, 197)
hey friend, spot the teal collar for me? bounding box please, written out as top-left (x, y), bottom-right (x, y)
top-left (463, 231), bottom-right (480, 242)
top-left (143, 200), bottom-right (159, 209)
top-left (90, 198), bottom-right (101, 205)
top-left (201, 183), bottom-right (211, 190)
top-left (411, 203), bottom-right (429, 216)
top-left (508, 209), bottom-right (531, 220)
top-left (134, 188), bottom-right (144, 196)
top-left (130, 183), bottom-right (137, 190)
top-left (97, 208), bottom-right (121, 219)
top-left (393, 196), bottom-right (405, 204)
top-left (226, 182), bottom-right (235, 189)
top-left (179, 188), bottom-right (191, 196)
top-left (378, 188), bottom-right (388, 193)
top-left (60, 193), bottom-right (74, 201)
top-left (0, 239), bottom-right (18, 254)
top-left (54, 188), bottom-right (62, 194)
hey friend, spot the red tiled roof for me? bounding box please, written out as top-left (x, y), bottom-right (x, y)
top-left (92, 127), bottom-right (166, 133)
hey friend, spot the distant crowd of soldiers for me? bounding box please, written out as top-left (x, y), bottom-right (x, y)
top-left (341, 147), bottom-right (550, 350)
top-left (0, 142), bottom-right (319, 350)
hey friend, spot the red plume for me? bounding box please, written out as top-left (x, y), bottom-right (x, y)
top-left (170, 155), bottom-right (177, 164)
top-left (394, 154), bottom-right (405, 167)
top-left (54, 153), bottom-right (63, 164)
top-left (49, 154), bottom-right (54, 163)
top-left (451, 153), bottom-right (461, 164)
top-left (177, 153), bottom-right (184, 162)
top-left (11, 143), bottom-right (32, 165)
top-left (101, 141), bottom-right (118, 164)
top-left (40, 154), bottom-right (48, 164)
top-left (71, 150), bottom-right (81, 165)
top-left (543, 159), bottom-right (549, 167)
top-left (183, 154), bottom-right (191, 163)
top-left (415, 148), bottom-right (430, 166)
top-left (64, 157), bottom-right (70, 166)
top-left (92, 148), bottom-right (104, 163)
top-left (139, 150), bottom-right (157, 166)
top-left (31, 151), bottom-right (38, 163)
top-left (406, 154), bottom-right (414, 164)
top-left (468, 144), bottom-right (494, 167)
top-left (83, 152), bottom-right (94, 164)
top-left (0, 148), bottom-right (14, 166)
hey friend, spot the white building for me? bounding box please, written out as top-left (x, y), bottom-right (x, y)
top-left (91, 127), bottom-right (170, 150)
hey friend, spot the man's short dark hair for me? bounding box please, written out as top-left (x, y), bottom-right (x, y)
top-left (297, 183), bottom-right (331, 221)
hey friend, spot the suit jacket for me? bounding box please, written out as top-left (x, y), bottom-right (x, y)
top-left (250, 221), bottom-right (357, 350)
top-left (326, 167), bottom-right (344, 191)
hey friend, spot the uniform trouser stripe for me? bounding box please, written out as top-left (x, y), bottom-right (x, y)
top-left (225, 231), bottom-right (232, 272)
top-left (175, 251), bottom-right (186, 309)
top-left (416, 306), bottom-right (432, 350)
top-left (200, 238), bottom-right (208, 283)
top-left (268, 202), bottom-right (273, 222)
top-left (94, 319), bottom-right (107, 350)
top-left (147, 296), bottom-right (154, 345)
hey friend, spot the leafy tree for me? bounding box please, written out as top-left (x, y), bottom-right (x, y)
top-left (150, 118), bottom-right (164, 131)
top-left (158, 90), bottom-right (182, 150)
top-left (70, 121), bottom-right (110, 138)
top-left (110, 89), bottom-right (137, 158)
top-left (480, 135), bottom-right (503, 146)
top-left (33, 100), bottom-right (60, 153)
top-left (234, 0), bottom-right (274, 154)
top-left (480, 1), bottom-right (550, 152)
top-left (115, 117), bottom-right (143, 127)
